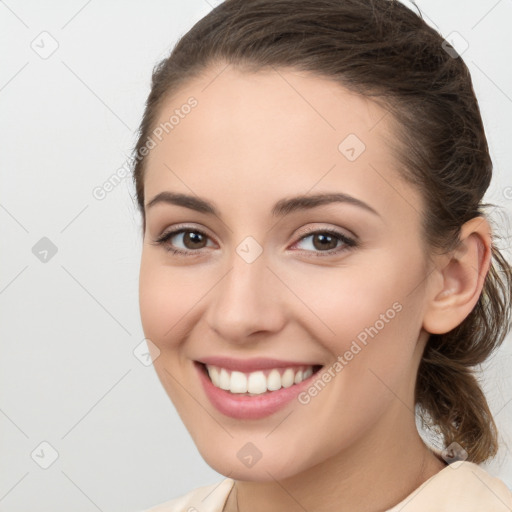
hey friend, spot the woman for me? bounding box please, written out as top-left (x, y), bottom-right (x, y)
top-left (133, 0), bottom-right (512, 510)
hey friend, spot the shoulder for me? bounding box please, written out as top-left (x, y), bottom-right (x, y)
top-left (140, 478), bottom-right (235, 512)
top-left (388, 460), bottom-right (512, 512)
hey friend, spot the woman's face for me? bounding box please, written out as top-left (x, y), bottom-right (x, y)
top-left (139, 64), bottom-right (435, 481)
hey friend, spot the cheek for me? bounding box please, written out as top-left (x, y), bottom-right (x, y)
top-left (288, 262), bottom-right (406, 339)
top-left (138, 254), bottom-right (199, 345)
top-left (291, 258), bottom-right (422, 376)
top-left (289, 255), bottom-right (425, 451)
top-left (138, 256), bottom-right (199, 409)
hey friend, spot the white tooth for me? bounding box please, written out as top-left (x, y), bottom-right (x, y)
top-left (209, 365), bottom-right (317, 393)
top-left (267, 369), bottom-right (282, 391)
top-left (303, 367), bottom-right (313, 380)
top-left (219, 368), bottom-right (231, 390)
top-left (230, 371), bottom-right (247, 393)
top-left (247, 371), bottom-right (267, 394)
top-left (208, 366), bottom-right (220, 387)
top-left (281, 368), bottom-right (295, 388)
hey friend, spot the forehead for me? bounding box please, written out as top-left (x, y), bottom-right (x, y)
top-left (143, 64), bottom-right (423, 223)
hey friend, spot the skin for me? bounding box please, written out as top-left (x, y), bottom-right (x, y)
top-left (138, 63), bottom-right (492, 512)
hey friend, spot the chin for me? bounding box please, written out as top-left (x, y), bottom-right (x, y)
top-left (196, 441), bottom-right (314, 482)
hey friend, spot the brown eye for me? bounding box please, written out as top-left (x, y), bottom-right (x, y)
top-left (292, 229), bottom-right (357, 257)
top-left (181, 231), bottom-right (208, 249)
top-left (311, 233), bottom-right (338, 251)
top-left (153, 228), bottom-right (213, 255)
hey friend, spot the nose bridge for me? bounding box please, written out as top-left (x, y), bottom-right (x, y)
top-left (206, 240), bottom-right (285, 341)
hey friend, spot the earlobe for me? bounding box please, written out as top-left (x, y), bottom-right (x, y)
top-left (422, 216), bottom-right (492, 335)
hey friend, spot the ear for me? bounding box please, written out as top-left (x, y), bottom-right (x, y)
top-left (422, 216), bottom-right (492, 335)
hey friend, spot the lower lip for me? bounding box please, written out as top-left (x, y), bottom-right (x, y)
top-left (194, 361), bottom-right (320, 420)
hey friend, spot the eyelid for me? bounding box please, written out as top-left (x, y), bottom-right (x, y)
top-left (293, 223), bottom-right (357, 241)
top-left (156, 223), bottom-right (216, 242)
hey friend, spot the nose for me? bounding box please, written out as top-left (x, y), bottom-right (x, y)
top-left (204, 249), bottom-right (287, 343)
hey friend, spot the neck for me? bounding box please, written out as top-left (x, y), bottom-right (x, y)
top-left (224, 416), bottom-right (446, 512)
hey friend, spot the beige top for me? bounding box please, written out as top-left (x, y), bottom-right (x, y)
top-left (142, 460), bottom-right (512, 512)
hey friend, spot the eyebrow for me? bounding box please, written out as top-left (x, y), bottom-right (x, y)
top-left (145, 191), bottom-right (380, 218)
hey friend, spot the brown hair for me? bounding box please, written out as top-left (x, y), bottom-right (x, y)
top-left (131, 0), bottom-right (512, 464)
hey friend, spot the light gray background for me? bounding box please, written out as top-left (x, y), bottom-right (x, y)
top-left (1, 1), bottom-right (511, 510)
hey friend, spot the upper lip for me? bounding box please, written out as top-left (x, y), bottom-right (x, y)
top-left (196, 356), bottom-right (322, 373)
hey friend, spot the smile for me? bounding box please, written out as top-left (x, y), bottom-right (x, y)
top-left (194, 359), bottom-right (323, 419)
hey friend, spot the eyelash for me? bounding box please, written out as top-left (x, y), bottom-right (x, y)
top-left (152, 225), bottom-right (358, 258)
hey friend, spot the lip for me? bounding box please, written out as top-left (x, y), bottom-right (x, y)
top-left (194, 360), bottom-right (322, 420)
top-left (197, 356), bottom-right (321, 373)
